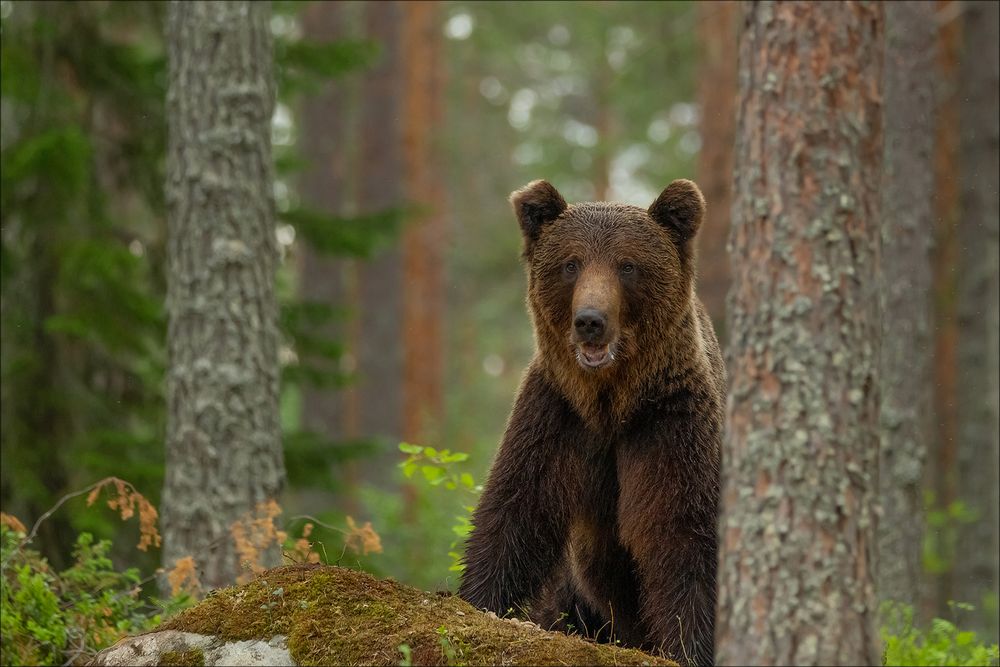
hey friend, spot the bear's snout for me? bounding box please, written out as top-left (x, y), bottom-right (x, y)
top-left (573, 308), bottom-right (607, 343)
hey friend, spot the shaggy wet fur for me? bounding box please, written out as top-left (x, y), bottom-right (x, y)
top-left (459, 179), bottom-right (724, 667)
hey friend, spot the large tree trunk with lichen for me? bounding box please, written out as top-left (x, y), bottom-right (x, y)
top-left (954, 0), bottom-right (1000, 641)
top-left (695, 0), bottom-right (738, 329)
top-left (162, 0), bottom-right (285, 591)
top-left (717, 3), bottom-right (883, 665)
top-left (877, 0), bottom-right (936, 609)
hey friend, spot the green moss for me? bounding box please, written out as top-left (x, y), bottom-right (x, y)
top-left (161, 564), bottom-right (674, 666)
top-left (159, 648), bottom-right (205, 666)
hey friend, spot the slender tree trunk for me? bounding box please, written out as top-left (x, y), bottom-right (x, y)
top-left (401, 1), bottom-right (445, 447)
top-left (593, 42), bottom-right (612, 202)
top-left (954, 0), bottom-right (1000, 641)
top-left (695, 0), bottom-right (738, 330)
top-left (878, 0), bottom-right (936, 609)
top-left (927, 0), bottom-right (962, 619)
top-left (162, 0), bottom-right (284, 590)
top-left (299, 1), bottom-right (348, 450)
top-left (353, 0), bottom-right (405, 484)
top-left (717, 3), bottom-right (883, 665)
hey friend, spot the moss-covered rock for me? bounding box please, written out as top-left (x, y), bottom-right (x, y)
top-left (93, 564), bottom-right (675, 666)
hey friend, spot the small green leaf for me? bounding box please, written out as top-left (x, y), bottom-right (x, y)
top-left (421, 465), bottom-right (444, 483)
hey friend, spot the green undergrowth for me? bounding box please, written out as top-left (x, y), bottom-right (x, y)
top-left (161, 563), bottom-right (674, 666)
top-left (882, 602), bottom-right (1000, 666)
top-left (0, 524), bottom-right (192, 666)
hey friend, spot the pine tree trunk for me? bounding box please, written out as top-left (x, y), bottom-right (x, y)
top-left (878, 0), bottom-right (936, 609)
top-left (162, 0), bottom-right (284, 590)
top-left (928, 0), bottom-right (962, 620)
top-left (401, 1), bottom-right (445, 446)
top-left (717, 3), bottom-right (883, 665)
top-left (695, 0), bottom-right (738, 330)
top-left (593, 36), bottom-right (612, 203)
top-left (353, 0), bottom-right (405, 484)
top-left (299, 1), bottom-right (349, 452)
top-left (954, 0), bottom-right (1000, 641)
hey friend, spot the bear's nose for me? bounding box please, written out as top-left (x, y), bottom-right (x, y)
top-left (574, 308), bottom-right (607, 341)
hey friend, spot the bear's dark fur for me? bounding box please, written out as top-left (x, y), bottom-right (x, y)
top-left (459, 179), bottom-right (724, 666)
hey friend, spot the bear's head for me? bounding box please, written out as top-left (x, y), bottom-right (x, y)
top-left (510, 179), bottom-right (705, 397)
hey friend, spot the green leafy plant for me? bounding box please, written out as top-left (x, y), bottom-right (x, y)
top-left (398, 443), bottom-right (481, 573)
top-left (1, 523), bottom-right (192, 666)
top-left (881, 601), bottom-right (1000, 666)
top-left (436, 624), bottom-right (463, 666)
top-left (397, 642), bottom-right (413, 667)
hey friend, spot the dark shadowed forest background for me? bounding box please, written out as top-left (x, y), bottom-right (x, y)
top-left (0, 1), bottom-right (998, 665)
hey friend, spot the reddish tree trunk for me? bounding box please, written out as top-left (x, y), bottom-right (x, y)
top-left (928, 0), bottom-right (962, 620)
top-left (695, 0), bottom-right (738, 330)
top-left (401, 1), bottom-right (446, 448)
top-left (717, 3), bottom-right (884, 664)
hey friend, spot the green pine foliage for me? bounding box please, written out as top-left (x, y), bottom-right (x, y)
top-left (1, 1), bottom-right (169, 567)
top-left (0, 0), bottom-right (392, 570)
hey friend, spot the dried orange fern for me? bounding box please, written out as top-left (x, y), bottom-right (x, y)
top-left (230, 499), bottom-right (287, 583)
top-left (86, 477), bottom-right (161, 551)
top-left (166, 555), bottom-right (201, 597)
top-left (0, 512), bottom-right (27, 534)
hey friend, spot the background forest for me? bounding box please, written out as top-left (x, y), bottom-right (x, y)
top-left (0, 1), bottom-right (997, 666)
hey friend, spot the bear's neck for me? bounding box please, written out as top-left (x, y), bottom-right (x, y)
top-left (538, 303), bottom-right (708, 432)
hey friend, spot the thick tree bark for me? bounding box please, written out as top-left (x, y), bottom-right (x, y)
top-left (954, 0), bottom-right (1000, 641)
top-left (717, 3), bottom-right (883, 665)
top-left (401, 1), bottom-right (446, 446)
top-left (162, 0), bottom-right (285, 590)
top-left (695, 0), bottom-right (738, 330)
top-left (877, 0), bottom-right (936, 609)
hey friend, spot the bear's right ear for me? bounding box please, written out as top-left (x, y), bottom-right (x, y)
top-left (509, 180), bottom-right (567, 254)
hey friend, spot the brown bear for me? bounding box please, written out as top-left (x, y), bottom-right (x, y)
top-left (458, 179), bottom-right (724, 666)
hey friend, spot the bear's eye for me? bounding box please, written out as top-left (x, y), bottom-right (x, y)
top-left (564, 260), bottom-right (579, 275)
top-left (620, 262), bottom-right (636, 275)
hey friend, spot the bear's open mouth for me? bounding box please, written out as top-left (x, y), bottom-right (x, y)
top-left (578, 343), bottom-right (613, 369)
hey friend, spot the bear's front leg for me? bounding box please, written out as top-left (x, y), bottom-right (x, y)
top-left (459, 366), bottom-right (582, 617)
top-left (633, 526), bottom-right (716, 666)
top-left (617, 421), bottom-right (720, 666)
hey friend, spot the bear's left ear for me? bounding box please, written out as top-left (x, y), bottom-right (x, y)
top-left (510, 180), bottom-right (567, 255)
top-left (648, 179), bottom-right (706, 247)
